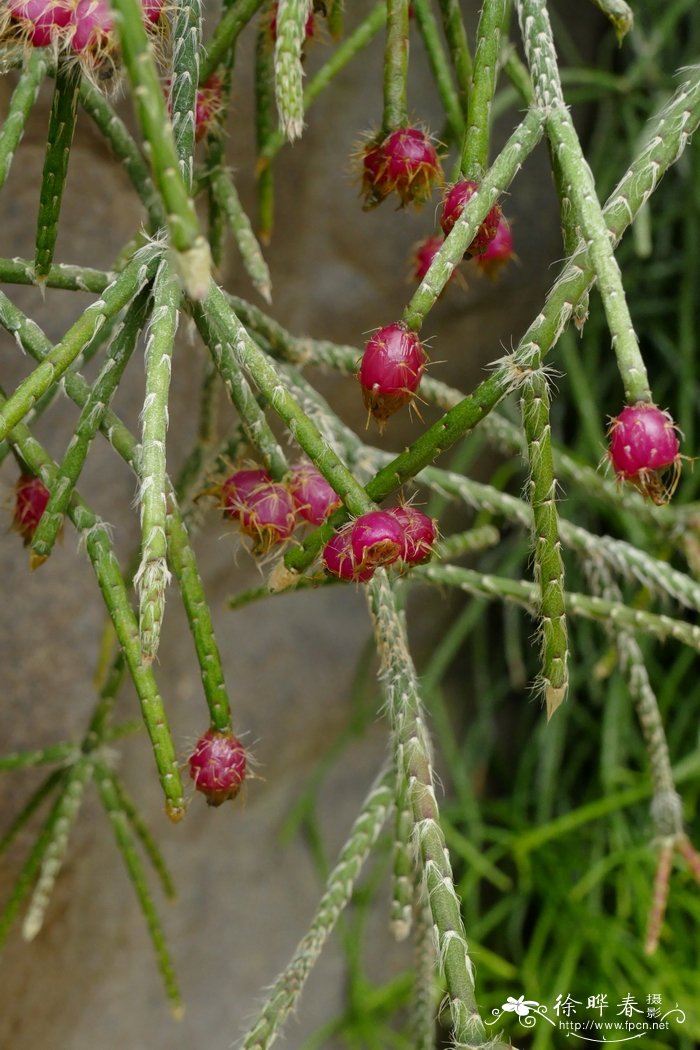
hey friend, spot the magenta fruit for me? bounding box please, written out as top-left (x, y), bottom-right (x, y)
top-left (7, 0), bottom-right (72, 46)
top-left (188, 728), bottom-right (248, 806)
top-left (69, 0), bottom-right (113, 53)
top-left (222, 468), bottom-right (297, 552)
top-left (288, 462), bottom-right (342, 525)
top-left (474, 215), bottom-right (515, 278)
top-left (12, 473), bottom-right (50, 546)
top-left (323, 526), bottom-right (375, 582)
top-left (350, 510), bottom-right (403, 571)
top-left (360, 127), bottom-right (443, 210)
top-left (194, 75), bottom-right (223, 141)
top-left (410, 234), bottom-right (443, 283)
top-left (387, 505), bottom-right (437, 564)
top-left (440, 179), bottom-right (502, 257)
top-left (358, 322), bottom-right (427, 427)
top-left (608, 403), bottom-right (682, 505)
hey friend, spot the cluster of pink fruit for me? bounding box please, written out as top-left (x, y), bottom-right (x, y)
top-left (3, 0), bottom-right (163, 55)
top-left (323, 505), bottom-right (437, 582)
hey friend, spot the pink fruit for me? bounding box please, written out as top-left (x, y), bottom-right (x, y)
top-left (358, 322), bottom-right (427, 426)
top-left (288, 463), bottom-right (342, 525)
top-left (360, 127), bottom-right (443, 209)
top-left (350, 510), bottom-right (403, 571)
top-left (12, 474), bottom-right (49, 545)
top-left (8, 0), bottom-right (72, 47)
top-left (69, 0), bottom-right (113, 52)
top-left (440, 179), bottom-right (502, 257)
top-left (608, 403), bottom-right (681, 504)
top-left (142, 0), bottom-right (164, 22)
top-left (188, 728), bottom-right (247, 806)
top-left (222, 468), bottom-right (297, 552)
top-left (194, 75), bottom-right (223, 141)
top-left (474, 215), bottom-right (515, 278)
top-left (387, 505), bottom-right (437, 564)
top-left (323, 526), bottom-right (375, 582)
top-left (410, 234), bottom-right (444, 283)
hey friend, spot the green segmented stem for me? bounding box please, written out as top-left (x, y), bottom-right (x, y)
top-left (258, 3), bottom-right (387, 168)
top-left (22, 758), bottom-right (93, 942)
top-left (0, 770), bottom-right (64, 856)
top-left (461, 0), bottom-right (508, 178)
top-left (34, 62), bottom-right (80, 281)
top-left (170, 0), bottom-right (202, 190)
top-left (165, 503), bottom-right (233, 733)
top-left (136, 259), bottom-right (180, 663)
top-left (240, 765), bottom-right (394, 1050)
top-left (0, 770), bottom-right (71, 951)
top-left (211, 167), bottom-right (272, 302)
top-left (0, 243), bottom-right (159, 442)
top-left (200, 0), bottom-right (267, 82)
top-left (413, 563), bottom-right (700, 653)
top-left (521, 369), bottom-right (568, 719)
top-left (94, 761), bottom-right (183, 1016)
top-left (390, 773), bottom-right (415, 941)
top-left (517, 0), bottom-right (650, 404)
top-left (436, 0), bottom-right (472, 115)
top-left (0, 393), bottom-right (185, 820)
top-left (591, 0), bottom-right (633, 43)
top-left (436, 524), bottom-right (501, 561)
top-left (383, 0), bottom-right (410, 132)
top-left (109, 0), bottom-right (210, 298)
top-left (406, 107), bottom-right (544, 330)
top-left (108, 774), bottom-right (177, 899)
top-left (205, 284), bottom-right (372, 513)
top-left (366, 572), bottom-right (487, 1047)
top-left (274, 0), bottom-right (312, 141)
top-left (31, 291), bottom-right (150, 566)
top-left (79, 79), bottom-right (166, 231)
top-left (411, 0), bottom-right (464, 141)
top-left (412, 886), bottom-right (437, 1050)
top-left (190, 301), bottom-right (289, 480)
top-left (0, 255), bottom-right (115, 293)
top-left (255, 7), bottom-right (276, 241)
top-left (0, 744), bottom-right (79, 772)
top-left (0, 50), bottom-right (47, 192)
top-left (546, 137), bottom-right (590, 328)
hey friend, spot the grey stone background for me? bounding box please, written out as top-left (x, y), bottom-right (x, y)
top-left (0, 3), bottom-right (599, 1047)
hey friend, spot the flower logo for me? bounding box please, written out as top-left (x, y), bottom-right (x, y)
top-left (502, 995), bottom-right (540, 1017)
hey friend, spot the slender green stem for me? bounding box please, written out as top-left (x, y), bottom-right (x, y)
top-left (79, 78), bottom-right (166, 231)
top-left (255, 5), bottom-right (277, 240)
top-left (239, 765), bottom-right (393, 1050)
top-left (461, 0), bottom-right (508, 178)
top-left (411, 0), bottom-right (464, 141)
top-left (94, 761), bottom-right (183, 1016)
top-left (0, 255), bottom-right (115, 293)
top-left (390, 773), bottom-right (414, 941)
top-left (200, 0), bottom-right (267, 82)
top-left (413, 563), bottom-right (700, 653)
top-left (170, 0), bottom-right (203, 190)
top-left (22, 758), bottom-right (93, 942)
top-left (435, 0), bottom-right (472, 116)
top-left (210, 167), bottom-right (272, 302)
top-left (590, 0), bottom-right (633, 43)
top-left (366, 572), bottom-right (487, 1047)
top-left (136, 259), bottom-right (180, 663)
top-left (0, 770), bottom-right (65, 856)
top-left (0, 243), bottom-right (159, 442)
top-left (108, 775), bottom-right (177, 900)
top-left (0, 50), bottom-right (47, 192)
top-left (258, 3), bottom-right (387, 168)
top-left (412, 885), bottom-right (437, 1050)
top-left (517, 0), bottom-right (651, 403)
top-left (31, 291), bottom-right (149, 565)
top-left (109, 0), bottom-right (210, 298)
top-left (383, 0), bottom-right (410, 132)
top-left (274, 0), bottom-right (312, 141)
top-left (34, 62), bottom-right (80, 281)
top-left (521, 368), bottom-right (569, 718)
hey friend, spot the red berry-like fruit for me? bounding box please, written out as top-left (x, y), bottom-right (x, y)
top-left (323, 526), bottom-right (375, 582)
top-left (8, 0), bottom-right (71, 46)
top-left (440, 179), bottom-right (502, 257)
top-left (70, 0), bottom-right (113, 52)
top-left (608, 402), bottom-right (682, 505)
top-left (223, 468), bottom-right (297, 552)
top-left (350, 510), bottom-right (403, 571)
top-left (288, 462), bottom-right (342, 525)
top-left (387, 505), bottom-right (437, 564)
top-left (358, 322), bottom-right (427, 427)
top-left (194, 75), bottom-right (223, 141)
top-left (188, 728), bottom-right (247, 806)
top-left (474, 215), bottom-right (515, 279)
top-left (12, 473), bottom-right (50, 545)
top-left (410, 234), bottom-right (444, 283)
top-left (360, 127), bottom-right (443, 210)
